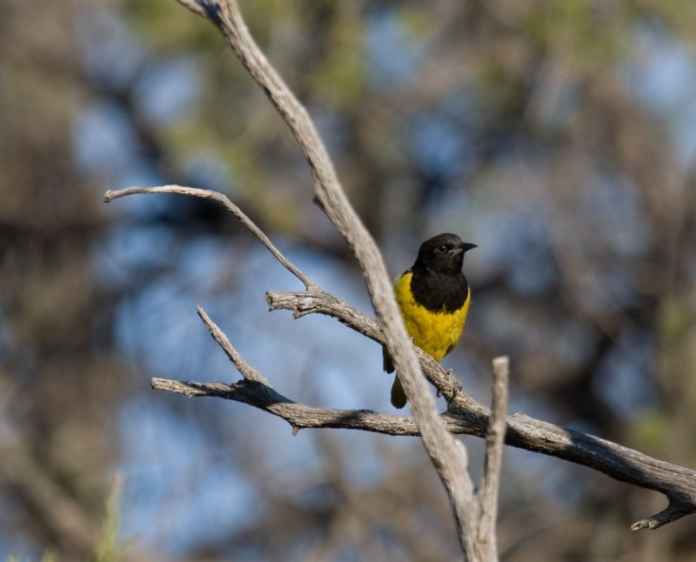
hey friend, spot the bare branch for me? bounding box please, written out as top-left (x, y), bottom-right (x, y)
top-left (102, 183), bottom-right (696, 533)
top-left (266, 290), bottom-right (491, 414)
top-left (196, 306), bottom-right (269, 384)
top-left (103, 0), bottom-right (696, 547)
top-left (476, 357), bottom-right (509, 562)
top-left (266, 289), bottom-right (696, 530)
top-left (152, 376), bottom-right (428, 435)
top-left (183, 375), bottom-right (695, 532)
top-left (104, 186), bottom-right (318, 291)
top-left (167, 1), bottom-right (479, 556)
top-left (151, 362), bottom-right (696, 532)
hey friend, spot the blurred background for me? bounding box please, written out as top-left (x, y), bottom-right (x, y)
top-left (2, 0), bottom-right (696, 560)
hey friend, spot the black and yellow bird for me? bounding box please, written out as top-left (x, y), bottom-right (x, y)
top-left (384, 233), bottom-right (476, 408)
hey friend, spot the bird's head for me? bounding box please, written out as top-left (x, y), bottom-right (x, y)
top-left (415, 233), bottom-right (477, 275)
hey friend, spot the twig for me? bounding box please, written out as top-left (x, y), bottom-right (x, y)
top-left (196, 306), bottom-right (268, 384)
top-left (476, 357), bottom-right (509, 562)
top-left (104, 186), bottom-right (318, 291)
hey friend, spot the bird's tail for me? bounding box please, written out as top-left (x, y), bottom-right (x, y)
top-left (382, 346), bottom-right (394, 373)
top-left (390, 376), bottom-right (407, 409)
top-left (383, 346), bottom-right (407, 408)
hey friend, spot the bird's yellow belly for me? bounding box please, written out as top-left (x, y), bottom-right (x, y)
top-left (394, 272), bottom-right (470, 361)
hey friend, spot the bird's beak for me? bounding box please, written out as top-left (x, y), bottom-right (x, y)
top-left (449, 242), bottom-right (477, 256)
top-left (452, 242), bottom-right (477, 255)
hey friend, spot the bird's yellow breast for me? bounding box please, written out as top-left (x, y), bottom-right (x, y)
top-left (394, 272), bottom-right (470, 361)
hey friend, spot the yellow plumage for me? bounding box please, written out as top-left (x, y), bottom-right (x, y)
top-left (394, 271), bottom-right (471, 362)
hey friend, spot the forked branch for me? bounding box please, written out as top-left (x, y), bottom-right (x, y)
top-left (107, 183), bottom-right (696, 533)
top-left (124, 0), bottom-right (481, 556)
top-left (103, 0), bottom-right (696, 556)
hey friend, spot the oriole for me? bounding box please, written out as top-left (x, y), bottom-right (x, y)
top-left (383, 233), bottom-right (476, 408)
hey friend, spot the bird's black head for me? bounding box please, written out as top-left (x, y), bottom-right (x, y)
top-left (414, 233), bottom-right (476, 275)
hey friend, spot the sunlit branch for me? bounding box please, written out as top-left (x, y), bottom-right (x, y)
top-left (105, 186), bottom-right (318, 291)
top-left (476, 357), bottom-right (509, 562)
top-left (163, 1), bottom-right (481, 556)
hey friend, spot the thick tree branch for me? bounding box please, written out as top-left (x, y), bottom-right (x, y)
top-left (151, 377), bottom-right (427, 435)
top-left (152, 365), bottom-right (696, 534)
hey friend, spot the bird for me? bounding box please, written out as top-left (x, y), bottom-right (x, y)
top-left (383, 233), bottom-right (476, 408)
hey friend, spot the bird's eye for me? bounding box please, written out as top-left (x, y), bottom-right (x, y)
top-left (438, 245), bottom-right (448, 252)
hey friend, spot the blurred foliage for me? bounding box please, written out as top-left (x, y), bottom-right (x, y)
top-left (6, 479), bottom-right (123, 562)
top-left (3, 0), bottom-right (696, 561)
top-left (95, 479), bottom-right (122, 562)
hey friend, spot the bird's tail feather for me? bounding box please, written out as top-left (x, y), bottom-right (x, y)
top-left (384, 346), bottom-right (407, 407)
top-left (390, 376), bottom-right (407, 409)
top-left (382, 346), bottom-right (394, 373)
